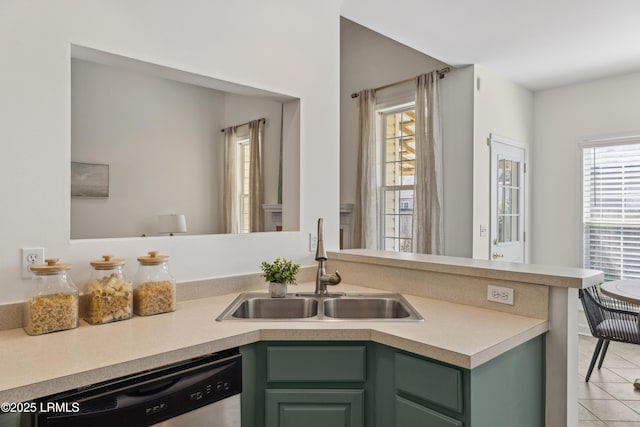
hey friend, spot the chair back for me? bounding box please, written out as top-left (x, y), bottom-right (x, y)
top-left (579, 284), bottom-right (640, 344)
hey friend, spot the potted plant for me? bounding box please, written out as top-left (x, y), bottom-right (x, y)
top-left (260, 257), bottom-right (300, 298)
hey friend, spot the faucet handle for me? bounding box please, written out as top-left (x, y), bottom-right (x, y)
top-left (332, 270), bottom-right (342, 285)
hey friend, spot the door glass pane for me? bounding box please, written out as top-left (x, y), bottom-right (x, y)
top-left (511, 189), bottom-right (519, 214)
top-left (498, 159), bottom-right (505, 185)
top-left (496, 154), bottom-right (523, 244)
top-left (512, 162), bottom-right (520, 187)
top-left (505, 160), bottom-right (513, 186)
top-left (511, 215), bottom-right (519, 241)
top-left (505, 188), bottom-right (512, 214)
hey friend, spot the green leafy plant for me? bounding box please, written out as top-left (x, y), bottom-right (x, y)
top-left (260, 258), bottom-right (301, 285)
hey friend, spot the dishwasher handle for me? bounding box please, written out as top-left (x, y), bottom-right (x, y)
top-left (124, 378), bottom-right (180, 397)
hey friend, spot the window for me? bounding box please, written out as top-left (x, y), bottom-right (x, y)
top-left (380, 106), bottom-right (415, 252)
top-left (582, 138), bottom-right (640, 280)
top-left (238, 138), bottom-right (251, 234)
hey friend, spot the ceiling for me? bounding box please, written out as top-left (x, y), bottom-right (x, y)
top-left (340, 0), bottom-right (640, 91)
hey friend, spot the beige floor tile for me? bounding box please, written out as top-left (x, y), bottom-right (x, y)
top-left (596, 383), bottom-right (640, 401)
top-left (577, 422), bottom-right (607, 427)
top-left (579, 382), bottom-right (616, 400)
top-left (614, 353), bottom-right (640, 368)
top-left (578, 336), bottom-right (640, 424)
top-left (622, 400), bottom-right (640, 413)
top-left (579, 403), bottom-right (599, 420)
top-left (580, 400), bottom-right (640, 422)
top-left (580, 367), bottom-right (629, 383)
top-left (600, 353), bottom-right (640, 369)
top-left (604, 423), bottom-right (640, 426)
top-left (609, 369), bottom-right (640, 383)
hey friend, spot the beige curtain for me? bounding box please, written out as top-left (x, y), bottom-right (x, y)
top-left (352, 89), bottom-right (379, 249)
top-left (413, 71), bottom-right (443, 254)
top-left (223, 126), bottom-right (239, 234)
top-left (248, 119), bottom-right (264, 232)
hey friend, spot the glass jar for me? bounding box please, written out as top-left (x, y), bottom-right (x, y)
top-left (84, 255), bottom-right (133, 325)
top-left (24, 258), bottom-right (78, 335)
top-left (133, 251), bottom-right (176, 316)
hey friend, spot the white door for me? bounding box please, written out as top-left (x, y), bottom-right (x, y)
top-left (490, 135), bottom-right (526, 262)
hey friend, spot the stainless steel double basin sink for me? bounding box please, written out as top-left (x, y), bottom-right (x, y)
top-left (216, 293), bottom-right (423, 322)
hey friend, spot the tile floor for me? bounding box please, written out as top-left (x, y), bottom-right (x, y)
top-left (579, 335), bottom-right (640, 426)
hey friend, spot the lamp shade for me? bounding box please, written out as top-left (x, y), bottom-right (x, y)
top-left (158, 214), bottom-right (187, 235)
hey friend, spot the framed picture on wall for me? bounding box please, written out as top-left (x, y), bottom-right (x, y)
top-left (71, 162), bottom-right (109, 198)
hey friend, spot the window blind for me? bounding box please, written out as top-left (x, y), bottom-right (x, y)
top-left (583, 140), bottom-right (640, 280)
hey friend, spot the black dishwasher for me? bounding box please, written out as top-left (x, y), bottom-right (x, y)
top-left (28, 348), bottom-right (241, 427)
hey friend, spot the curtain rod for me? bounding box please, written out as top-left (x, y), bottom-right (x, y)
top-left (221, 117), bottom-right (266, 133)
top-left (350, 67), bottom-right (451, 99)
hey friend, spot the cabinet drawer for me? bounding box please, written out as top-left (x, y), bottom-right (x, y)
top-left (396, 396), bottom-right (463, 427)
top-left (395, 353), bottom-right (463, 412)
top-left (267, 345), bottom-right (366, 382)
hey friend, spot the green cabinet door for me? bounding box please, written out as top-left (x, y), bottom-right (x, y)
top-left (265, 389), bottom-right (364, 427)
top-left (396, 396), bottom-right (463, 427)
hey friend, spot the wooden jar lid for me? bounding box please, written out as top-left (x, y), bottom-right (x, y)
top-left (137, 251), bottom-right (169, 265)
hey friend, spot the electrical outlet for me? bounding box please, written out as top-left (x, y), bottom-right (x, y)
top-left (487, 284), bottom-right (514, 305)
top-left (309, 233), bottom-right (318, 252)
top-left (22, 247), bottom-right (44, 278)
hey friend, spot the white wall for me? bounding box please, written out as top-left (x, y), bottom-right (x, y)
top-left (0, 0), bottom-right (341, 303)
top-left (472, 66), bottom-right (534, 260)
top-left (71, 58), bottom-right (226, 238)
top-left (440, 66), bottom-right (474, 258)
top-left (532, 71), bottom-right (640, 267)
top-left (339, 18), bottom-right (448, 207)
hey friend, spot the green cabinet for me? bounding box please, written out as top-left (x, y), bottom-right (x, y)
top-left (395, 352), bottom-right (463, 413)
top-left (241, 336), bottom-right (544, 427)
top-left (265, 389), bottom-right (364, 427)
top-left (396, 396), bottom-right (463, 427)
top-left (241, 342), bottom-right (370, 427)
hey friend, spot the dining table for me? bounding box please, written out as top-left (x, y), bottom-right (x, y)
top-left (601, 279), bottom-right (640, 307)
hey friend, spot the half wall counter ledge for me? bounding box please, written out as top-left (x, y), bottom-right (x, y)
top-left (326, 248), bottom-right (604, 427)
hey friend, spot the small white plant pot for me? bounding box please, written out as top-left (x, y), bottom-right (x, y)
top-left (269, 282), bottom-right (287, 298)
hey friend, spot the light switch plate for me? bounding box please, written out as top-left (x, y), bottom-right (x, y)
top-left (309, 233), bottom-right (318, 252)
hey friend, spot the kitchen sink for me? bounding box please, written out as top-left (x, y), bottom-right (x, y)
top-left (216, 293), bottom-right (423, 321)
top-left (323, 297), bottom-right (413, 319)
top-left (227, 296), bottom-right (318, 319)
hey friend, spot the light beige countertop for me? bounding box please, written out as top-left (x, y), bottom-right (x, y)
top-left (331, 249), bottom-right (603, 288)
top-left (0, 282), bottom-right (547, 403)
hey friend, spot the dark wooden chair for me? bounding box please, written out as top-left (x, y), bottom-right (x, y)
top-left (579, 284), bottom-right (640, 382)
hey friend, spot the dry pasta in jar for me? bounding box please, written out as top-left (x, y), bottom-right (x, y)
top-left (84, 255), bottom-right (133, 325)
top-left (133, 251), bottom-right (176, 316)
top-left (24, 259), bottom-right (79, 336)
